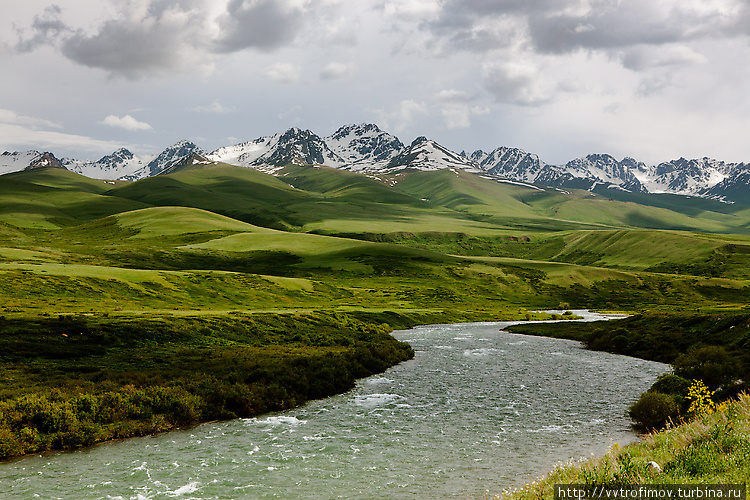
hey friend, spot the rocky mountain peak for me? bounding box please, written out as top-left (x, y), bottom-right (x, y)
top-left (27, 152), bottom-right (64, 170)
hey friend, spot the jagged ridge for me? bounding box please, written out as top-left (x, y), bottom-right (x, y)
top-left (3, 123), bottom-right (750, 204)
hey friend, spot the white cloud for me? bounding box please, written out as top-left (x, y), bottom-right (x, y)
top-left (320, 61), bottom-right (355, 80)
top-left (435, 89), bottom-right (475, 103)
top-left (375, 99), bottom-right (428, 133)
top-left (263, 62), bottom-right (301, 83)
top-left (0, 122), bottom-right (122, 156)
top-left (383, 0), bottom-right (441, 19)
top-left (101, 114), bottom-right (153, 131)
top-left (434, 89), bottom-right (488, 129)
top-left (0, 109), bottom-right (62, 130)
top-left (193, 100), bottom-right (238, 114)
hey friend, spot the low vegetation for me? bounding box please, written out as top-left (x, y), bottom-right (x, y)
top-left (3, 164), bottom-right (750, 468)
top-left (501, 394), bottom-right (750, 500)
top-left (0, 311), bottom-right (421, 458)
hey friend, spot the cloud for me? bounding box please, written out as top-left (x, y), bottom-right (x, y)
top-left (193, 100), bottom-right (238, 114)
top-left (423, 0), bottom-right (748, 65)
top-left (375, 99), bottom-right (428, 133)
top-left (0, 110), bottom-right (123, 156)
top-left (213, 0), bottom-right (309, 53)
top-left (0, 109), bottom-right (62, 130)
top-left (319, 61), bottom-right (355, 80)
top-left (263, 62), bottom-right (301, 83)
top-left (101, 115), bottom-right (153, 131)
top-left (435, 90), bottom-right (488, 129)
top-left (13, 1), bottom-right (320, 78)
top-left (60, 2), bottom-right (209, 79)
top-left (14, 4), bottom-right (72, 53)
top-left (382, 0), bottom-right (441, 19)
top-left (482, 62), bottom-right (553, 106)
top-left (277, 105), bottom-right (303, 123)
top-left (620, 45), bottom-right (707, 71)
top-left (0, 119), bottom-right (122, 156)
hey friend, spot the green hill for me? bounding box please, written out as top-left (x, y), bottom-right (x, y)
top-left (4, 162), bottom-right (750, 460)
top-left (0, 168), bottom-right (148, 228)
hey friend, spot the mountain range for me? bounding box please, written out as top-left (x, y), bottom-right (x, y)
top-left (3, 123), bottom-right (749, 204)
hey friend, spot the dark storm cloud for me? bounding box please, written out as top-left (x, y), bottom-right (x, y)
top-left (527, 4), bottom-right (704, 54)
top-left (425, 0), bottom-right (748, 61)
top-left (212, 0), bottom-right (307, 53)
top-left (61, 17), bottom-right (199, 78)
top-left (14, 1), bottom-right (315, 79)
top-left (424, 0), bottom-right (564, 52)
top-left (14, 1), bottom-right (209, 78)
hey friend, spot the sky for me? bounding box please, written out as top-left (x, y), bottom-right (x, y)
top-left (2, 0), bottom-right (750, 166)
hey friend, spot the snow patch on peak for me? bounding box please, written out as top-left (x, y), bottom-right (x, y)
top-left (385, 137), bottom-right (480, 173)
top-left (0, 151), bottom-right (44, 175)
top-left (326, 123), bottom-right (404, 171)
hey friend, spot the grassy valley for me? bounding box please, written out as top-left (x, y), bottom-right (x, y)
top-left (2, 163), bottom-right (750, 460)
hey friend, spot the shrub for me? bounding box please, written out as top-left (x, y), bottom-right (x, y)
top-left (673, 345), bottom-right (741, 391)
top-left (628, 391), bottom-right (681, 430)
top-left (685, 379), bottom-right (727, 418)
top-left (611, 335), bottom-right (629, 352)
top-left (650, 373), bottom-right (691, 396)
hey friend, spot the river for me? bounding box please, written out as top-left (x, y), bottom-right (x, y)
top-left (0, 311), bottom-right (668, 499)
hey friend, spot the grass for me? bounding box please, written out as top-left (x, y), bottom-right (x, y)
top-left (501, 394), bottom-right (750, 499)
top-left (4, 164), bottom-right (750, 463)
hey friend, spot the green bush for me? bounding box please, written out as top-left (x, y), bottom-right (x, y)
top-left (628, 391), bottom-right (681, 430)
top-left (649, 373), bottom-right (691, 394)
top-left (611, 335), bottom-right (629, 352)
top-left (673, 345), bottom-right (741, 391)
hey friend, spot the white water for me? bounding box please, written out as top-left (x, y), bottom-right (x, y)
top-left (0, 312), bottom-right (668, 499)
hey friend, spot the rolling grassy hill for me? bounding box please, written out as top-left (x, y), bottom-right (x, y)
top-left (3, 163), bottom-right (750, 458)
top-left (0, 169), bottom-right (148, 229)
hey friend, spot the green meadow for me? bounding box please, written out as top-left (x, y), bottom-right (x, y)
top-left (2, 162), bottom-right (750, 460)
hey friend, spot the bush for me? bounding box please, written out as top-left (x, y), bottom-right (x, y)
top-left (628, 391), bottom-right (681, 430)
top-left (611, 335), bottom-right (629, 352)
top-left (673, 345), bottom-right (741, 391)
top-left (650, 373), bottom-right (691, 396)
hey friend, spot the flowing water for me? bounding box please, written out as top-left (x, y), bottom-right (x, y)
top-left (1, 312), bottom-right (668, 499)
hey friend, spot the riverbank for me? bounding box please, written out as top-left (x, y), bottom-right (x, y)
top-left (500, 311), bottom-right (750, 499)
top-left (0, 307), bottom-right (558, 460)
top-left (500, 393), bottom-right (750, 500)
top-left (0, 317), bottom-right (664, 499)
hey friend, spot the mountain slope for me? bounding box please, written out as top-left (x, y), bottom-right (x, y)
top-left (4, 122), bottom-right (750, 203)
top-left (325, 123), bottom-right (404, 171)
top-left (65, 148), bottom-right (152, 180)
top-left (209, 128), bottom-right (345, 173)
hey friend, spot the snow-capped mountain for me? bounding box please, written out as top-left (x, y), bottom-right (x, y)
top-left (3, 122), bottom-right (750, 204)
top-left (698, 163), bottom-right (750, 203)
top-left (634, 157), bottom-right (731, 195)
top-left (0, 151), bottom-right (64, 175)
top-left (210, 128), bottom-right (344, 173)
top-left (325, 123), bottom-right (404, 171)
top-left (157, 152), bottom-right (217, 176)
top-left (465, 150), bottom-right (647, 193)
top-left (122, 140), bottom-right (205, 181)
top-left (385, 136), bottom-right (480, 173)
top-left (468, 147), bottom-right (546, 183)
top-left (552, 154), bottom-right (648, 193)
top-left (64, 148), bottom-right (152, 180)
